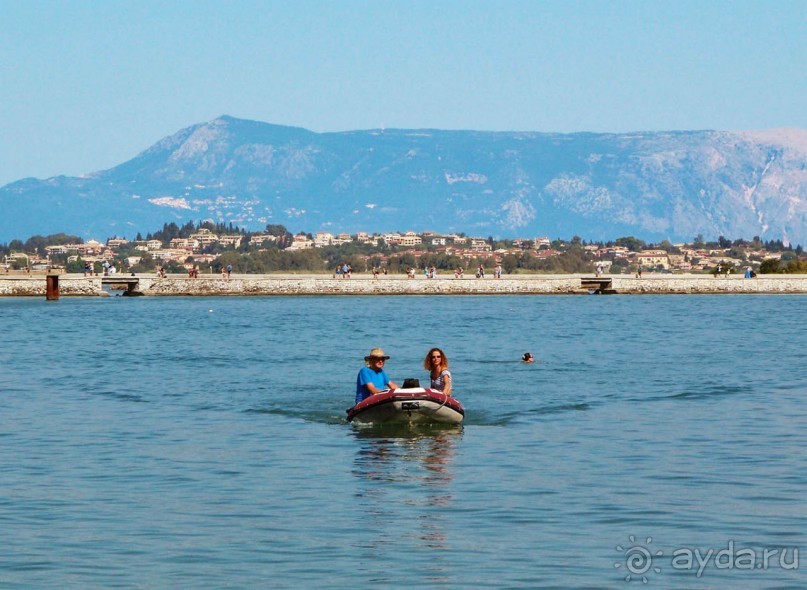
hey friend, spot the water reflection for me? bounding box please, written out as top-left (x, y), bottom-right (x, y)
top-left (351, 426), bottom-right (461, 557)
top-left (352, 425), bottom-right (460, 480)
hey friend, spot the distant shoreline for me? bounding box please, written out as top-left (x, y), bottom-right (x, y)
top-left (3, 272), bottom-right (807, 296)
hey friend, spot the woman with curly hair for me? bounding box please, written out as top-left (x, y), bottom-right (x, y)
top-left (424, 347), bottom-right (452, 395)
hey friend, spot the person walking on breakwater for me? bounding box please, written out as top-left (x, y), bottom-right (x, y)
top-left (355, 348), bottom-right (400, 405)
top-left (424, 347), bottom-right (452, 395)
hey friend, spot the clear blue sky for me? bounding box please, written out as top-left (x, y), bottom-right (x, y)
top-left (1, 0), bottom-right (805, 186)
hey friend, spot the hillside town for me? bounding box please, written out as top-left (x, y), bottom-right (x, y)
top-left (2, 224), bottom-right (804, 276)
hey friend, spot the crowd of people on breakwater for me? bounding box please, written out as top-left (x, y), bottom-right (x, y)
top-left (335, 263), bottom-right (352, 278)
top-left (395, 263), bottom-right (506, 280)
top-left (333, 262), bottom-right (504, 280)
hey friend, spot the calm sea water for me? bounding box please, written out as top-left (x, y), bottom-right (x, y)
top-left (0, 295), bottom-right (804, 589)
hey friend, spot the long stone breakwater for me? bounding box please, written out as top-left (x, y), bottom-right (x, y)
top-left (2, 273), bottom-right (807, 296)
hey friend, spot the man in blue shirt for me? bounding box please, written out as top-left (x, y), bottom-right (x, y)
top-left (355, 347), bottom-right (399, 405)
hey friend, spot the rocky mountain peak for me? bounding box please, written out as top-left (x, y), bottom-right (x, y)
top-left (1, 116), bottom-right (805, 245)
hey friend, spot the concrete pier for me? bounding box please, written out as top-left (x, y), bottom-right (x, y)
top-left (1, 273), bottom-right (807, 297)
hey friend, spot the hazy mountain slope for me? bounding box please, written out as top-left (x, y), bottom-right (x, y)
top-left (2, 116), bottom-right (805, 245)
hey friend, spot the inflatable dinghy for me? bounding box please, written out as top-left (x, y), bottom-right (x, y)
top-left (347, 388), bottom-right (464, 425)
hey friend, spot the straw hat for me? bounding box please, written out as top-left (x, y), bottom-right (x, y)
top-left (364, 347), bottom-right (390, 361)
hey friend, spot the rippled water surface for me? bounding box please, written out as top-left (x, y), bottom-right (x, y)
top-left (1, 295), bottom-right (804, 589)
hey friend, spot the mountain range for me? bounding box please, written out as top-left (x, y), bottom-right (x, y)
top-left (2, 115), bottom-right (806, 245)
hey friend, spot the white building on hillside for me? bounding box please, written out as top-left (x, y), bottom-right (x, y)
top-left (400, 232), bottom-right (422, 247)
top-left (314, 232), bottom-right (334, 247)
top-left (286, 234), bottom-right (313, 250)
top-left (636, 250), bottom-right (670, 269)
top-left (249, 234), bottom-right (277, 247)
top-left (470, 238), bottom-right (492, 252)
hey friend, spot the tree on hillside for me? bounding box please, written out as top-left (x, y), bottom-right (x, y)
top-left (148, 222), bottom-right (181, 245)
top-left (656, 240), bottom-right (681, 253)
top-left (263, 224), bottom-right (293, 248)
top-left (500, 253), bottom-right (520, 274)
top-left (535, 247), bottom-right (594, 273)
top-left (759, 259), bottom-right (780, 273)
top-left (129, 253), bottom-right (157, 273)
top-left (216, 251), bottom-right (240, 271)
top-left (386, 253), bottom-right (418, 273)
top-left (784, 258), bottom-right (807, 273)
top-left (24, 234), bottom-right (83, 256)
top-left (614, 236), bottom-right (646, 252)
top-left (286, 249), bottom-right (329, 272)
top-left (178, 221), bottom-right (196, 238)
top-left (728, 246), bottom-right (748, 261)
top-left (265, 224), bottom-right (288, 236)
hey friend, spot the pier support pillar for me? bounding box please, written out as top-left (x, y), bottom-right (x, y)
top-left (46, 273), bottom-right (60, 300)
